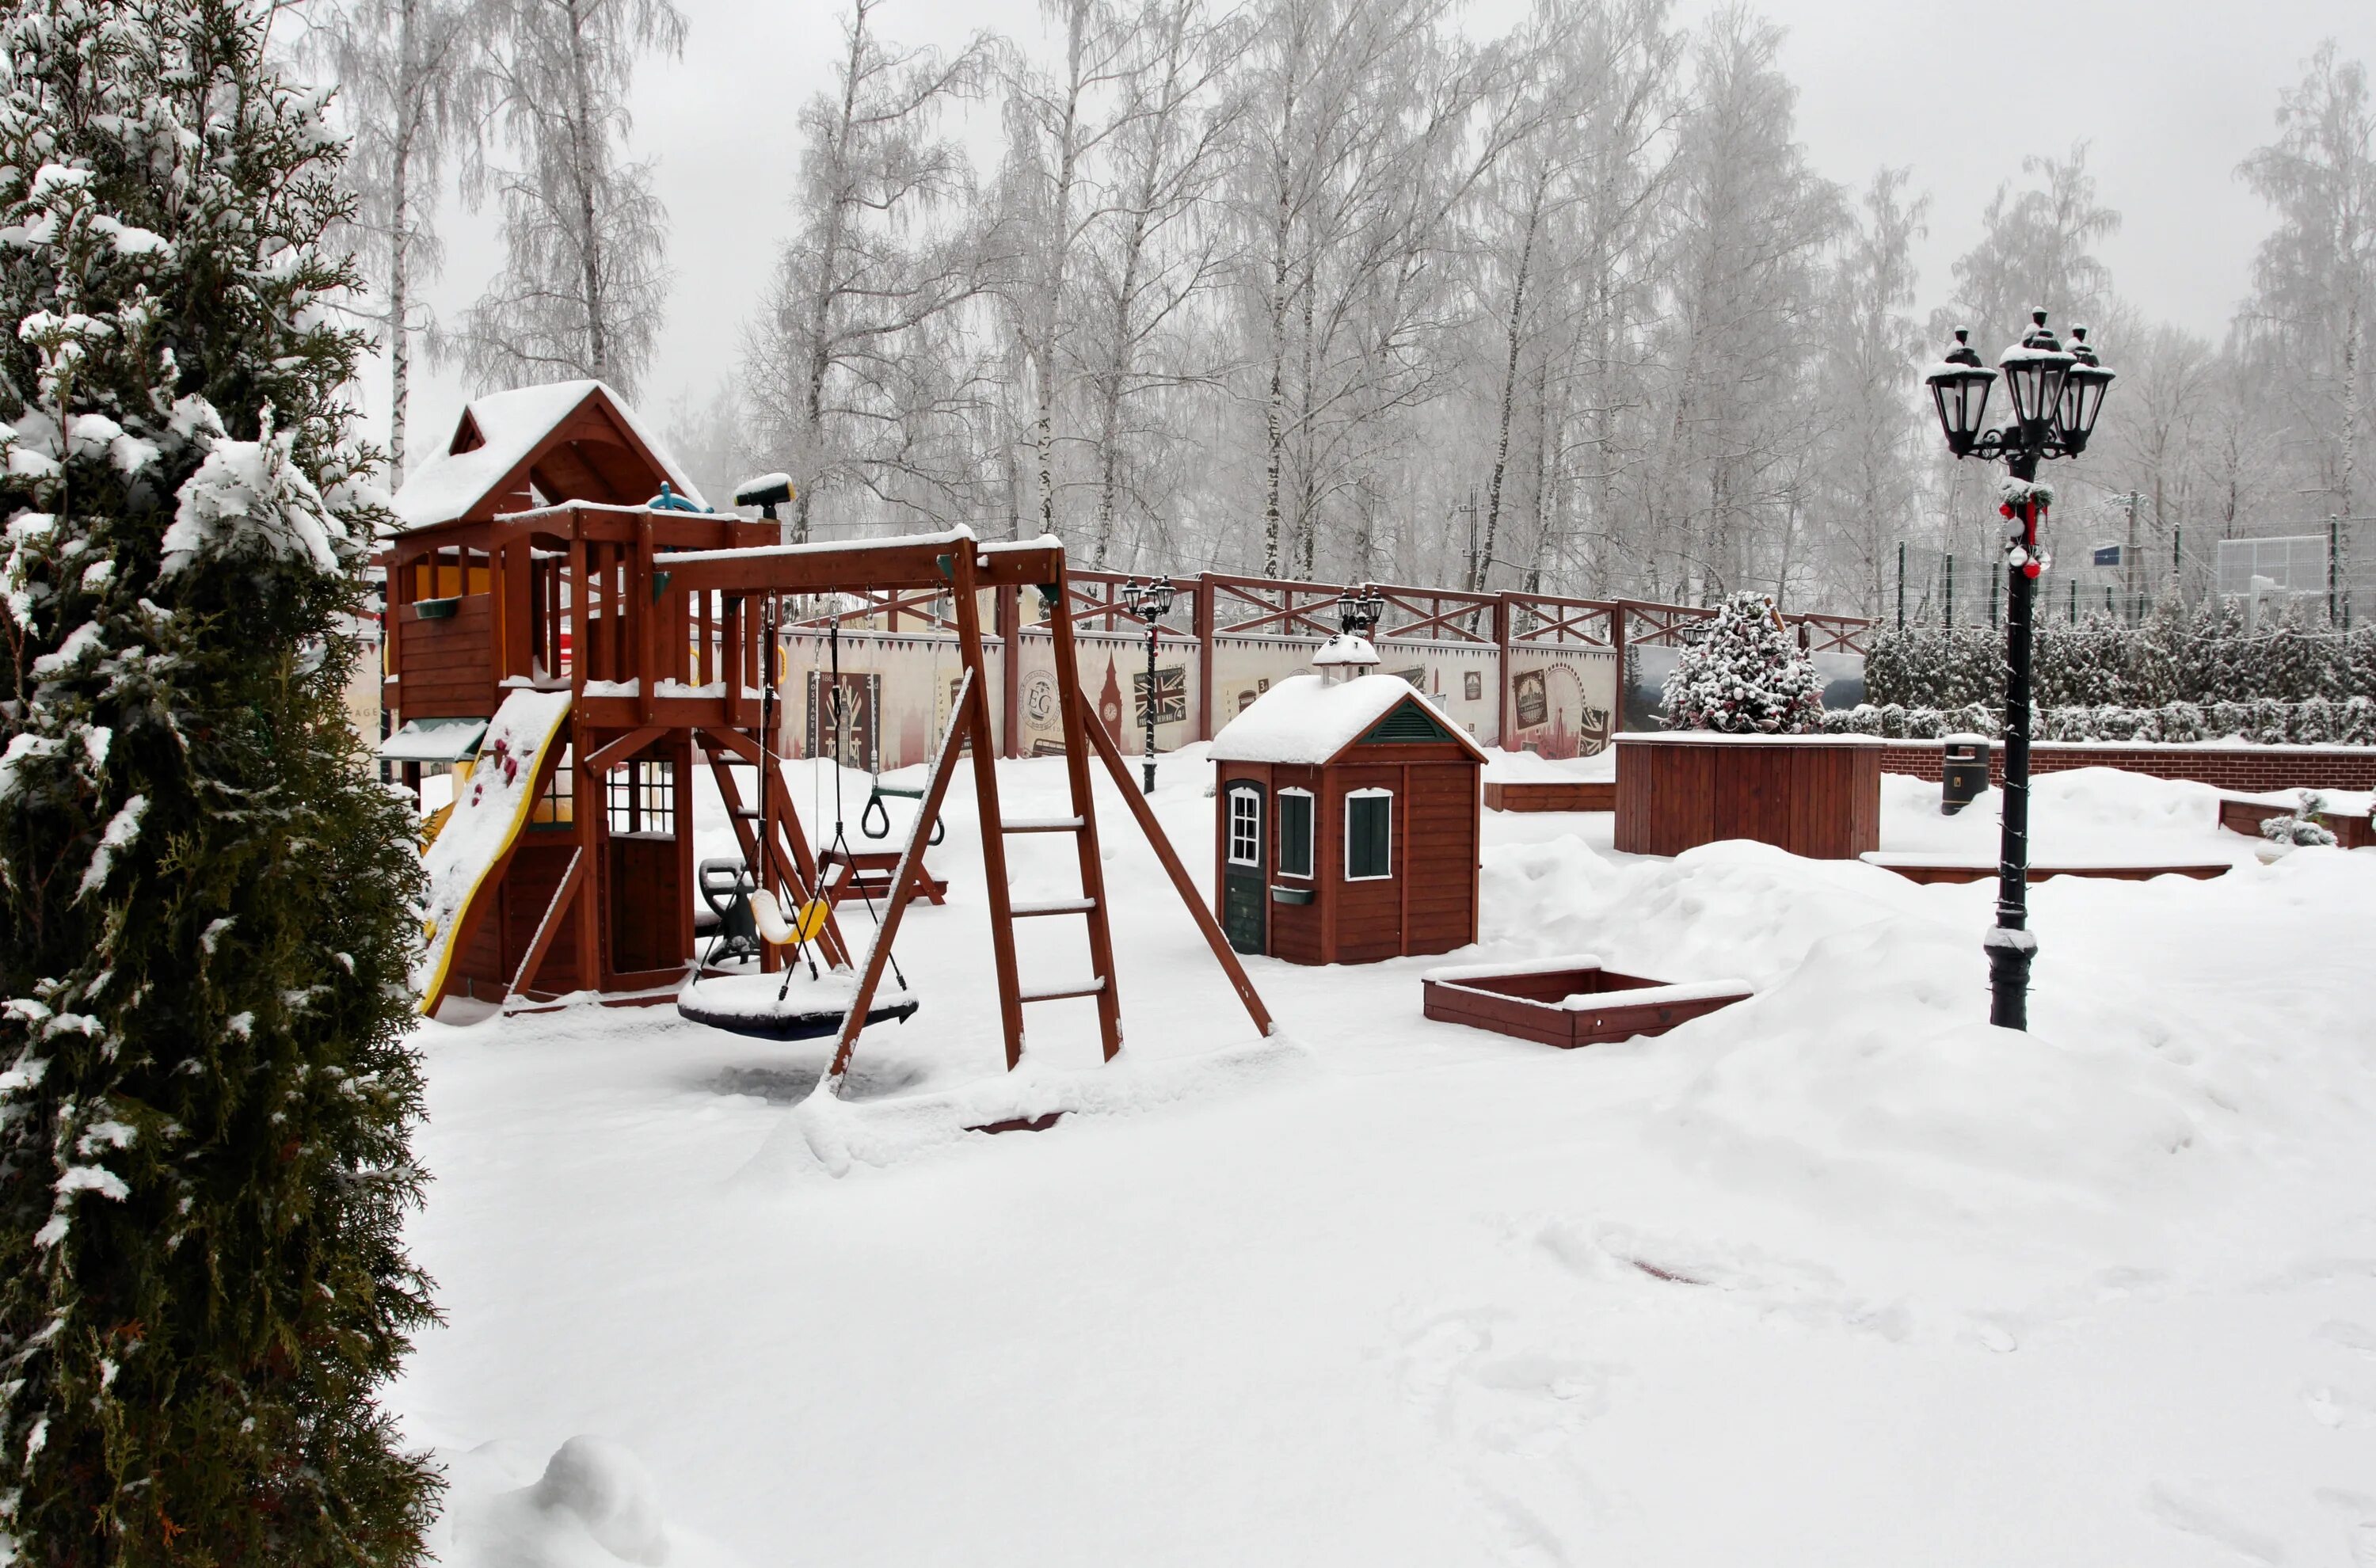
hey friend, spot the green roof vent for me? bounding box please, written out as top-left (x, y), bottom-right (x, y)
top-left (1361, 700), bottom-right (1453, 744)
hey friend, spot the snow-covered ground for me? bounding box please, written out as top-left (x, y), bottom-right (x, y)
top-left (397, 749), bottom-right (2376, 1567)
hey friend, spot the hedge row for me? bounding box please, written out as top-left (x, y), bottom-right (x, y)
top-left (1817, 696), bottom-right (2376, 747)
top-left (1865, 600), bottom-right (2376, 710)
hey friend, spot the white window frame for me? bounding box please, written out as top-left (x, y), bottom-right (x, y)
top-left (1226, 785), bottom-right (1263, 867)
top-left (1277, 787), bottom-right (1316, 879)
top-left (1344, 787), bottom-right (1394, 881)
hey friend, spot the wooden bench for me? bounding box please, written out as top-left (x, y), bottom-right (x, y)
top-left (819, 847), bottom-right (949, 906)
top-left (1860, 854), bottom-right (2231, 885)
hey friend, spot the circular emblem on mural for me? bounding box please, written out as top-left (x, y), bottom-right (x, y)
top-left (1024, 669), bottom-right (1058, 729)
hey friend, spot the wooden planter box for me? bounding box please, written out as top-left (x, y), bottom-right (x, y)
top-left (2217, 797), bottom-right (2375, 849)
top-left (1483, 779), bottom-right (1615, 813)
top-left (1422, 957), bottom-right (1751, 1049)
top-left (1615, 733), bottom-right (1881, 859)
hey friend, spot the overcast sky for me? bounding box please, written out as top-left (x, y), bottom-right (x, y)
top-left (367, 0), bottom-right (2376, 486)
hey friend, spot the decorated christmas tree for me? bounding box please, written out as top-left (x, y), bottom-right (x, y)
top-left (1659, 592), bottom-right (1826, 733)
top-left (0, 0), bottom-right (438, 1559)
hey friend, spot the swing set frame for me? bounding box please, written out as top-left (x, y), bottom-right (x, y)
top-left (391, 502), bottom-right (1270, 1089)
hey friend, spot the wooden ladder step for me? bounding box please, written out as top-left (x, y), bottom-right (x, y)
top-left (1011, 898), bottom-right (1095, 918)
top-left (1020, 976), bottom-right (1107, 1003)
top-left (1000, 816), bottom-right (1084, 834)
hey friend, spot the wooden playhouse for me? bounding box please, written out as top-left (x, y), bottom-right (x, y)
top-left (379, 379), bottom-right (763, 1005)
top-left (1208, 634), bottom-right (1485, 964)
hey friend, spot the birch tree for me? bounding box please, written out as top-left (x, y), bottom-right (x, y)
top-left (1645, 5), bottom-right (1838, 600)
top-left (744, 0), bottom-right (996, 540)
top-left (2240, 42), bottom-right (2376, 531)
top-left (304, 0), bottom-right (489, 475)
top-left (1811, 166), bottom-right (1928, 615)
top-left (452, 0), bottom-right (687, 395)
top-left (1076, 0), bottom-right (1240, 566)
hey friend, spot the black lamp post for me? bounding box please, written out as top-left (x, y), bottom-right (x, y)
top-left (1924, 310), bottom-right (2114, 1029)
top-left (1119, 575), bottom-right (1176, 792)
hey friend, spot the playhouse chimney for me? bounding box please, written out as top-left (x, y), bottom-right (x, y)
top-left (1312, 633), bottom-right (1380, 687)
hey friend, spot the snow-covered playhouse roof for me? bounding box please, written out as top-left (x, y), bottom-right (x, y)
top-left (388, 380), bottom-right (705, 531)
top-left (1209, 664), bottom-right (1487, 767)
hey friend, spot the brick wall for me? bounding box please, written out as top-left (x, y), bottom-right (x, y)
top-left (1877, 740), bottom-right (2376, 794)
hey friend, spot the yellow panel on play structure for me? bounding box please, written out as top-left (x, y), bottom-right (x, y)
top-left (413, 688), bottom-right (575, 1013)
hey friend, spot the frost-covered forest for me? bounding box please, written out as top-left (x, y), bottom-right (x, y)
top-left (302, 0), bottom-right (2376, 616)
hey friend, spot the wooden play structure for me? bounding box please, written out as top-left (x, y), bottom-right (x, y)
top-left (381, 381), bottom-right (1270, 1088)
top-left (1206, 632), bottom-right (1485, 965)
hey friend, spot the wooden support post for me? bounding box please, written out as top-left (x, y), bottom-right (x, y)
top-left (634, 516), bottom-right (656, 725)
top-left (952, 550), bottom-right (1029, 1068)
top-left (999, 582), bottom-right (1022, 759)
top-left (827, 668), bottom-right (975, 1085)
top-left (1077, 697), bottom-right (1274, 1039)
top-left (1493, 593), bottom-right (1512, 750)
top-left (572, 720), bottom-right (604, 994)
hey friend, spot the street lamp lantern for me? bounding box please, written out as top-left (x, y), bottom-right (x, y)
top-left (1337, 582), bottom-right (1384, 637)
top-left (1997, 310), bottom-right (2077, 433)
top-left (1119, 575), bottom-right (1177, 794)
top-left (1925, 329), bottom-right (1997, 458)
top-left (2056, 325), bottom-right (2115, 455)
top-left (1922, 309), bottom-right (2113, 1032)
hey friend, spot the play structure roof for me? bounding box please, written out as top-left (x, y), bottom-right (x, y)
top-left (1208, 671), bottom-right (1487, 767)
top-left (389, 380), bottom-right (706, 531)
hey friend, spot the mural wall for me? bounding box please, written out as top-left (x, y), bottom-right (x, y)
top-left (1504, 646), bottom-right (1620, 758)
top-left (1013, 630), bottom-right (1200, 759)
top-left (1208, 636), bottom-right (1510, 744)
top-left (769, 618), bottom-right (1809, 761)
top-left (779, 630), bottom-right (1006, 771)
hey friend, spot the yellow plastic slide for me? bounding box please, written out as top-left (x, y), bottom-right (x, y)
top-left (413, 689), bottom-right (574, 1014)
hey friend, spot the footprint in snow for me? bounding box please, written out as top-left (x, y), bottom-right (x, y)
top-left (1529, 1216), bottom-right (1913, 1342)
top-left (2317, 1320), bottom-right (2376, 1360)
top-left (2149, 1482), bottom-right (2287, 1566)
top-left (1391, 1307), bottom-right (1620, 1566)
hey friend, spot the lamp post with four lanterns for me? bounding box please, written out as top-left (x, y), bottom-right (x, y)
top-left (1118, 576), bottom-right (1177, 793)
top-left (1922, 310), bottom-right (2115, 1029)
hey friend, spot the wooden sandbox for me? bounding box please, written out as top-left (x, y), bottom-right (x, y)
top-left (1422, 957), bottom-right (1751, 1049)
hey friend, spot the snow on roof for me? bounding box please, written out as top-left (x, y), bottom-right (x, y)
top-left (1208, 672), bottom-right (1487, 765)
top-left (390, 380), bottom-right (706, 531)
top-left (1311, 633), bottom-right (1379, 667)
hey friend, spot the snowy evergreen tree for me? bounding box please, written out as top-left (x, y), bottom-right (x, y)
top-left (1659, 590), bottom-right (1824, 732)
top-left (0, 0), bottom-right (437, 1559)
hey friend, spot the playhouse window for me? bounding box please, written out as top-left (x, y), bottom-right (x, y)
top-left (1226, 786), bottom-right (1262, 866)
top-left (1345, 789), bottom-right (1392, 881)
top-left (1277, 789), bottom-right (1314, 878)
top-left (607, 758), bottom-right (675, 837)
top-left (527, 749), bottom-right (573, 828)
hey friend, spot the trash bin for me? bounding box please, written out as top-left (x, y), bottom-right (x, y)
top-left (1940, 734), bottom-right (1990, 816)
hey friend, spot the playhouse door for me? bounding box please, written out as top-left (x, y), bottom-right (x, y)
top-left (1222, 782), bottom-right (1266, 955)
